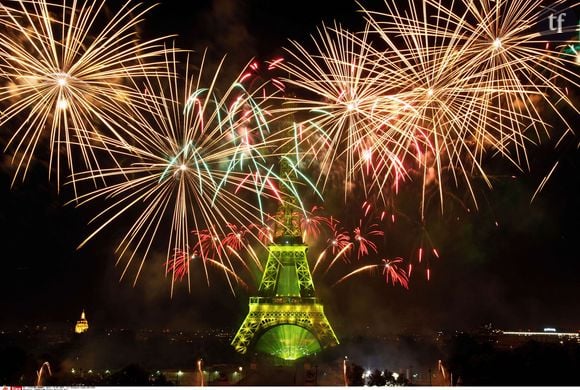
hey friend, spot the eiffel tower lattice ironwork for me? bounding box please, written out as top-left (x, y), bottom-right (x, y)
top-left (231, 126), bottom-right (338, 361)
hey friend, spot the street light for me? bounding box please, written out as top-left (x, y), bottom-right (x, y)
top-left (343, 356), bottom-right (348, 386)
top-left (176, 370), bottom-right (183, 386)
top-left (197, 359), bottom-right (204, 387)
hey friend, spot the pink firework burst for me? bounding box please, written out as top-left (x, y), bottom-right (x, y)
top-left (300, 206), bottom-right (332, 242)
top-left (353, 221), bottom-right (384, 259)
top-left (239, 57), bottom-right (286, 99)
top-left (328, 219), bottom-right (352, 257)
top-left (192, 228), bottom-right (222, 258)
top-left (165, 248), bottom-right (196, 283)
top-left (221, 223), bottom-right (248, 252)
top-left (333, 257), bottom-right (409, 289)
top-left (381, 258), bottom-right (409, 289)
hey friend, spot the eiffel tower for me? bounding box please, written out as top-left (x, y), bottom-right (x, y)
top-left (231, 137), bottom-right (339, 361)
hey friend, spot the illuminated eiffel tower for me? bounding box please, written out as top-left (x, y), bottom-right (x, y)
top-left (231, 132), bottom-right (338, 361)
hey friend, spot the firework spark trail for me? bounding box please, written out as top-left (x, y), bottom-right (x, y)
top-left (307, 209), bottom-right (390, 277)
top-left (322, 242), bottom-right (354, 275)
top-left (532, 160), bottom-right (559, 203)
top-left (382, 257), bottom-right (409, 288)
top-left (0, 0), bottom-right (173, 191)
top-left (252, 218), bottom-right (275, 244)
top-left (332, 257), bottom-right (409, 289)
top-left (192, 227), bottom-right (223, 259)
top-left (70, 52), bottom-right (302, 294)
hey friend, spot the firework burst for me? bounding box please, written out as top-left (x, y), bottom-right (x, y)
top-left (361, 0), bottom-right (579, 209)
top-left (278, 22), bottom-right (420, 199)
top-left (166, 248), bottom-right (196, 283)
top-left (352, 220), bottom-right (384, 259)
top-left (71, 51), bottom-right (299, 290)
top-left (300, 205), bottom-right (332, 243)
top-left (278, 0), bottom-right (578, 216)
top-left (427, 0), bottom-right (579, 134)
top-left (165, 247), bottom-right (248, 293)
top-left (0, 0), bottom-right (172, 190)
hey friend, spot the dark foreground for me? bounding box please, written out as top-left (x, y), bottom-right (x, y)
top-left (1, 325), bottom-right (579, 386)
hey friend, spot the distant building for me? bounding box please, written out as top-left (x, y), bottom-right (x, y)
top-left (75, 310), bottom-right (89, 334)
top-left (499, 329), bottom-right (579, 347)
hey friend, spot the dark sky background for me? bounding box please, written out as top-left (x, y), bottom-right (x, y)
top-left (0, 0), bottom-right (579, 337)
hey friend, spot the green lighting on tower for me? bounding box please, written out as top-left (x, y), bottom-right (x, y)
top-left (231, 114), bottom-right (338, 361)
top-left (230, 235), bottom-right (339, 360)
top-left (255, 324), bottom-right (322, 360)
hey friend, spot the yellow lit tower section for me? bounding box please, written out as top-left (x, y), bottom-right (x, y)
top-left (231, 118), bottom-right (338, 361)
top-left (75, 310), bottom-right (89, 334)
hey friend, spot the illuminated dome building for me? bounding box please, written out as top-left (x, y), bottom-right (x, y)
top-left (75, 310), bottom-right (89, 334)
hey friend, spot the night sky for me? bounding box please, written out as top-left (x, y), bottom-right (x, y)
top-left (1, 0), bottom-right (579, 336)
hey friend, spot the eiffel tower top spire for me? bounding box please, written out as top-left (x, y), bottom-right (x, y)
top-left (273, 113), bottom-right (302, 244)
